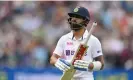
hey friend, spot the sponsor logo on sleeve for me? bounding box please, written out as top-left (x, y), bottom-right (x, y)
top-left (97, 50), bottom-right (101, 53)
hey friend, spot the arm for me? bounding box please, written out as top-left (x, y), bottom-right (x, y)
top-left (74, 37), bottom-right (104, 71)
top-left (50, 53), bottom-right (71, 72)
top-left (50, 54), bottom-right (61, 65)
top-left (88, 55), bottom-right (104, 70)
top-left (74, 55), bottom-right (104, 71)
top-left (89, 37), bottom-right (104, 71)
top-left (50, 36), bottom-right (71, 72)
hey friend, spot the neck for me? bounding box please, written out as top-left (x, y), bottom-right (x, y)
top-left (73, 28), bottom-right (85, 40)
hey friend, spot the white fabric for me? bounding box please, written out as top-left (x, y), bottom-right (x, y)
top-left (53, 30), bottom-right (103, 78)
top-left (92, 61), bottom-right (102, 71)
top-left (74, 60), bottom-right (90, 71)
top-left (71, 77), bottom-right (94, 80)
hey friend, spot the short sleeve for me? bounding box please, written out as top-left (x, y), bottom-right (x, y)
top-left (53, 36), bottom-right (64, 56)
top-left (92, 38), bottom-right (103, 58)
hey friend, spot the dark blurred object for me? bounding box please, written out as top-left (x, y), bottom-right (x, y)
top-left (121, 1), bottom-right (133, 13)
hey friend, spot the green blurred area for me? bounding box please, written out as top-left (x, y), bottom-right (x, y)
top-left (0, 72), bottom-right (7, 80)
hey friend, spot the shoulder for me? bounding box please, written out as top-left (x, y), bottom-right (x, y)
top-left (90, 35), bottom-right (102, 48)
top-left (90, 35), bottom-right (100, 43)
top-left (90, 35), bottom-right (99, 41)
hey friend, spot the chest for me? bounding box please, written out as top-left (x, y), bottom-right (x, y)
top-left (63, 39), bottom-right (93, 61)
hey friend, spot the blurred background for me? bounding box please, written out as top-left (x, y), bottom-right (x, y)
top-left (0, 1), bottom-right (133, 80)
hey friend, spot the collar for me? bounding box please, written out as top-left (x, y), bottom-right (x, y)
top-left (68, 29), bottom-right (89, 40)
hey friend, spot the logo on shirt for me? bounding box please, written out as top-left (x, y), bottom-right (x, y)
top-left (66, 50), bottom-right (75, 56)
top-left (67, 42), bottom-right (73, 45)
top-left (97, 50), bottom-right (101, 53)
top-left (65, 50), bottom-right (87, 56)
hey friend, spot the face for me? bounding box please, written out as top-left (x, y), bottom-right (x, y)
top-left (68, 15), bottom-right (86, 31)
top-left (70, 17), bottom-right (84, 24)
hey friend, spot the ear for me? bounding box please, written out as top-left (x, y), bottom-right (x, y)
top-left (84, 20), bottom-right (89, 27)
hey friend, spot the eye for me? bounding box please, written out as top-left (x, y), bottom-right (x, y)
top-left (69, 17), bottom-right (72, 20)
top-left (68, 18), bottom-right (72, 22)
top-left (71, 17), bottom-right (77, 21)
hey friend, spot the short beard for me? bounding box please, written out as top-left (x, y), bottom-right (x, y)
top-left (70, 23), bottom-right (83, 31)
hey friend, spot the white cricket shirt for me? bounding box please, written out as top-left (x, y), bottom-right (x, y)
top-left (53, 30), bottom-right (103, 78)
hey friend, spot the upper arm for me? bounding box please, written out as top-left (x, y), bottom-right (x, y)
top-left (53, 36), bottom-right (64, 56)
top-left (50, 36), bottom-right (64, 65)
top-left (92, 38), bottom-right (103, 59)
top-left (92, 38), bottom-right (104, 69)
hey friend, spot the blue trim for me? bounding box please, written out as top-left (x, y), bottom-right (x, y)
top-left (59, 59), bottom-right (71, 66)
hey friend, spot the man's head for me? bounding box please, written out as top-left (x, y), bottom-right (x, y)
top-left (68, 6), bottom-right (90, 31)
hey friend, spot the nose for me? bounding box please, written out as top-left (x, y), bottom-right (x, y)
top-left (71, 17), bottom-right (77, 22)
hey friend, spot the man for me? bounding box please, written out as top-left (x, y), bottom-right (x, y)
top-left (50, 6), bottom-right (104, 80)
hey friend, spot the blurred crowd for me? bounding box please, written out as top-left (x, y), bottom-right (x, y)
top-left (0, 1), bottom-right (133, 70)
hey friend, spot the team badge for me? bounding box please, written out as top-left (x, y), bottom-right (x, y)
top-left (74, 7), bottom-right (79, 12)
